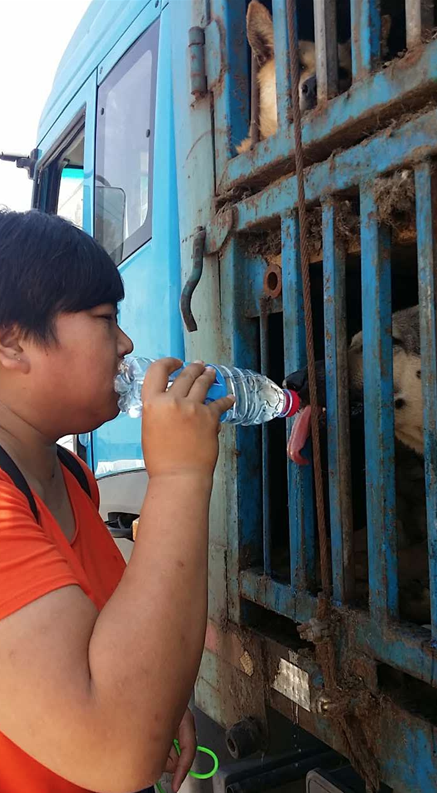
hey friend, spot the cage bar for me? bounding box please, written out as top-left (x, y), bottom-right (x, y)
top-left (249, 52), bottom-right (260, 148)
top-left (414, 161), bottom-right (437, 641)
top-left (350, 0), bottom-right (382, 80)
top-left (322, 199), bottom-right (354, 604)
top-left (272, 0), bottom-right (293, 129)
top-left (281, 214), bottom-right (315, 591)
top-left (314, 0), bottom-right (339, 102)
top-left (360, 185), bottom-right (398, 621)
top-left (405, 0), bottom-right (434, 49)
top-left (260, 299), bottom-right (272, 576)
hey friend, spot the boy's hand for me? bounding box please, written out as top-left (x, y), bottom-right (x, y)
top-left (164, 708), bottom-right (197, 792)
top-left (141, 358), bottom-right (234, 480)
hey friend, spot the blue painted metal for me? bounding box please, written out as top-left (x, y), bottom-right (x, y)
top-left (360, 187), bottom-right (397, 621)
top-left (322, 200), bottom-right (353, 605)
top-left (415, 162), bottom-right (437, 644)
top-left (213, 107), bottom-right (437, 236)
top-left (350, 0), bottom-right (381, 80)
top-left (37, 1), bottom-right (152, 143)
top-left (209, 0), bottom-right (250, 179)
top-left (281, 216), bottom-right (315, 595)
top-left (92, 5), bottom-right (184, 477)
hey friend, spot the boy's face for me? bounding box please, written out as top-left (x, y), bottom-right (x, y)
top-left (20, 304), bottom-right (133, 438)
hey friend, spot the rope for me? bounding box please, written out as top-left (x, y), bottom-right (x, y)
top-left (285, 3), bottom-right (380, 789)
top-left (286, 0), bottom-right (330, 598)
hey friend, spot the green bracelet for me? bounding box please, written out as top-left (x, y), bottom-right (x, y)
top-left (156, 738), bottom-right (219, 792)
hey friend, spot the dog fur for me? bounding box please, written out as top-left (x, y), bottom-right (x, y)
top-left (348, 305), bottom-right (423, 456)
top-left (237, 0), bottom-right (353, 153)
top-left (237, 1), bottom-right (392, 154)
top-left (285, 304), bottom-right (429, 623)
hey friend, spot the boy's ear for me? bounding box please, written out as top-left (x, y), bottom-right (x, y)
top-left (0, 327), bottom-right (30, 372)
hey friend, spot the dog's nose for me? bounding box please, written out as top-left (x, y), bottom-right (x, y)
top-left (300, 73), bottom-right (317, 99)
top-left (283, 366), bottom-right (308, 392)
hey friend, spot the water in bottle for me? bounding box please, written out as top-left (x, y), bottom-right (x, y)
top-left (114, 356), bottom-right (300, 426)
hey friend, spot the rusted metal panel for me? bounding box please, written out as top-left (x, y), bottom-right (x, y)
top-left (239, 569), bottom-right (437, 687)
top-left (214, 107), bottom-right (437, 235)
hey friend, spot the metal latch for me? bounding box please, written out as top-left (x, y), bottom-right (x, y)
top-left (180, 226), bottom-right (206, 333)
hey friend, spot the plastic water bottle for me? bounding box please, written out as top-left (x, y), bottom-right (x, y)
top-left (114, 356), bottom-right (300, 426)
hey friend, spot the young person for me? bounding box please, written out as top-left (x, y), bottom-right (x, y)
top-left (0, 209), bottom-right (233, 793)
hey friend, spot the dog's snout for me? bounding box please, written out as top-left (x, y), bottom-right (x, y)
top-left (301, 73), bottom-right (317, 98)
top-left (284, 360), bottom-right (326, 406)
top-left (283, 367), bottom-right (308, 393)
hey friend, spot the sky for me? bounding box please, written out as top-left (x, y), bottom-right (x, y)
top-left (0, 0), bottom-right (91, 211)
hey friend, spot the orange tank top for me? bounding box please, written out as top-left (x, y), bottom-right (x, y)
top-left (0, 453), bottom-right (127, 792)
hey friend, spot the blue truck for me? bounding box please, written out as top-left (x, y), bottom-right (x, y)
top-left (9, 0), bottom-right (437, 790)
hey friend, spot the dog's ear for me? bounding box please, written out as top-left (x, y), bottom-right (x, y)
top-left (246, 0), bottom-right (274, 66)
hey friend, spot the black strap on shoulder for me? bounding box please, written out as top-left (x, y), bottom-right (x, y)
top-left (56, 445), bottom-right (91, 499)
top-left (0, 444), bottom-right (39, 521)
top-left (0, 443), bottom-right (91, 523)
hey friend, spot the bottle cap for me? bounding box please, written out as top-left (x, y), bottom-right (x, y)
top-left (281, 389), bottom-right (300, 418)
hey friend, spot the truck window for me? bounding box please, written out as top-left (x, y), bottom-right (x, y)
top-left (35, 125), bottom-right (85, 229)
top-left (94, 20), bottom-right (158, 265)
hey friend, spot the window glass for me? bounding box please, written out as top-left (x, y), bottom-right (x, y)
top-left (58, 165), bottom-right (84, 227)
top-left (95, 20), bottom-right (159, 265)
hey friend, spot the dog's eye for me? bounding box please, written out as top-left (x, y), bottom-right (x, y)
top-left (392, 336), bottom-right (404, 349)
top-left (416, 370), bottom-right (421, 380)
top-left (395, 398), bottom-right (406, 410)
top-left (299, 62), bottom-right (305, 71)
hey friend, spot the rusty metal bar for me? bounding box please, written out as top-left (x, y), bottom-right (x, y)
top-left (350, 0), bottom-right (381, 80)
top-left (314, 0), bottom-right (339, 102)
top-left (414, 161), bottom-right (437, 642)
top-left (281, 215), bottom-right (315, 593)
top-left (249, 52), bottom-right (260, 147)
top-left (360, 185), bottom-right (398, 623)
top-left (406, 0), bottom-right (434, 48)
top-left (272, 0), bottom-right (293, 128)
top-left (260, 298), bottom-right (271, 576)
top-left (322, 199), bottom-right (354, 604)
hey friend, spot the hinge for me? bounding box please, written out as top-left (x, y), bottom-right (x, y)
top-left (189, 19), bottom-right (222, 101)
top-left (189, 26), bottom-right (207, 99)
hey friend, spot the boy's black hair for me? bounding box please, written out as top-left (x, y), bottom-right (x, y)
top-left (0, 209), bottom-right (124, 343)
